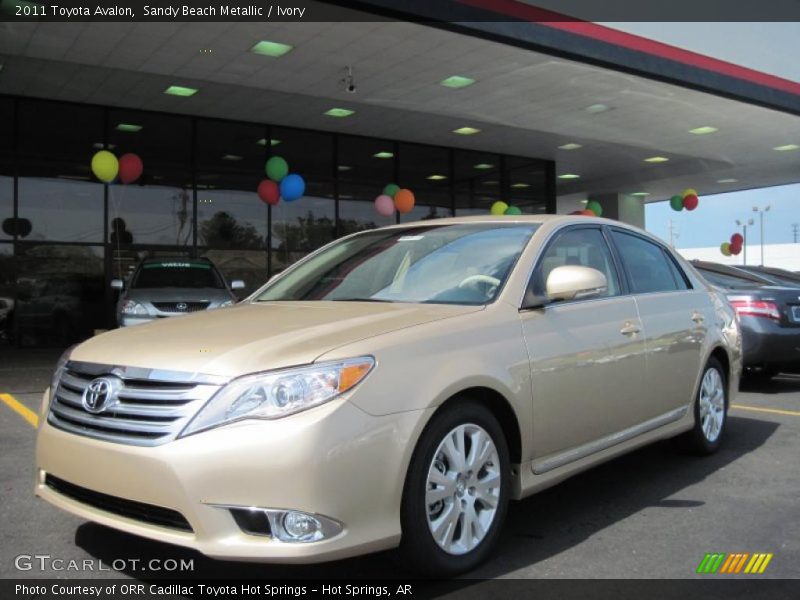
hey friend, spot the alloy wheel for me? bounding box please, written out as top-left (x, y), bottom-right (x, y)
top-left (699, 367), bottom-right (725, 443)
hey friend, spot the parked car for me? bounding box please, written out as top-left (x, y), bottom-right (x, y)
top-left (112, 257), bottom-right (244, 327)
top-left (37, 216), bottom-right (740, 575)
top-left (691, 260), bottom-right (800, 379)
top-left (737, 265), bottom-right (800, 287)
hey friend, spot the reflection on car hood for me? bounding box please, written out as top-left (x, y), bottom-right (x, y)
top-left (124, 288), bottom-right (233, 302)
top-left (74, 301), bottom-right (482, 377)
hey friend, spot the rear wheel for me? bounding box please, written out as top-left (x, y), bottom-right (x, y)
top-left (399, 401), bottom-right (510, 576)
top-left (677, 357), bottom-right (728, 455)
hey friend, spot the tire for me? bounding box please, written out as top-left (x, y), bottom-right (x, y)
top-left (399, 400), bottom-right (510, 576)
top-left (676, 357), bottom-right (728, 455)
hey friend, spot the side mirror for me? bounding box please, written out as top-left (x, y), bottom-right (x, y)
top-left (110, 279), bottom-right (124, 290)
top-left (546, 266), bottom-right (607, 302)
top-left (230, 280), bottom-right (245, 291)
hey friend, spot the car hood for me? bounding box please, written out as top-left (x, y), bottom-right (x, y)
top-left (72, 301), bottom-right (482, 378)
top-left (124, 288), bottom-right (233, 302)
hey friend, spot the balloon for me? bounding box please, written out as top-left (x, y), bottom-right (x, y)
top-left (682, 188), bottom-right (698, 198)
top-left (374, 194), bottom-right (395, 217)
top-left (682, 194), bottom-right (699, 211)
top-left (579, 209), bottom-right (596, 216)
top-left (257, 179), bottom-right (280, 205)
top-left (118, 153), bottom-right (143, 184)
top-left (730, 233), bottom-right (744, 246)
top-left (585, 200), bottom-right (603, 217)
top-left (504, 206), bottom-right (522, 216)
top-left (279, 174), bottom-right (305, 202)
top-left (91, 150), bottom-right (119, 183)
top-left (394, 188), bottom-right (415, 214)
top-left (720, 242), bottom-right (731, 256)
top-left (266, 156), bottom-right (289, 182)
top-left (669, 195), bottom-right (684, 211)
top-left (568, 210), bottom-right (583, 215)
top-left (730, 243), bottom-right (742, 256)
top-left (383, 183), bottom-right (400, 199)
top-left (490, 201), bottom-right (509, 216)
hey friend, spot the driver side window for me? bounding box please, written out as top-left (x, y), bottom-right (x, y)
top-left (533, 227), bottom-right (621, 299)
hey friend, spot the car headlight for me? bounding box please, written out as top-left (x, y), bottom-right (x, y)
top-left (121, 299), bottom-right (148, 316)
top-left (215, 300), bottom-right (234, 309)
top-left (180, 356), bottom-right (375, 437)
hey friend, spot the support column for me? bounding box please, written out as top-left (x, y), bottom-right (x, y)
top-left (588, 193), bottom-right (646, 228)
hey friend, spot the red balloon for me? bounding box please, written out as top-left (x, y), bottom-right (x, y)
top-left (730, 233), bottom-right (744, 246)
top-left (118, 153), bottom-right (143, 184)
top-left (682, 194), bottom-right (699, 211)
top-left (568, 210), bottom-right (583, 215)
top-left (257, 179), bottom-right (280, 205)
top-left (579, 209), bottom-right (596, 216)
top-left (730, 244), bottom-right (742, 256)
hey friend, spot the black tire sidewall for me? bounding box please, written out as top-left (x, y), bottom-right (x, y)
top-left (399, 400), bottom-right (510, 576)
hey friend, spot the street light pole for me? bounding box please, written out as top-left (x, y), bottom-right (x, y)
top-left (736, 218), bottom-right (754, 265)
top-left (753, 205), bottom-right (771, 266)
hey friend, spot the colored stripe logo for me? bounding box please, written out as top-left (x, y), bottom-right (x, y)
top-left (697, 553), bottom-right (773, 574)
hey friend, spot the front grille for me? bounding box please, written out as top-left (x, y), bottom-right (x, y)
top-left (48, 361), bottom-right (226, 446)
top-left (152, 301), bottom-right (210, 313)
top-left (45, 474), bottom-right (193, 532)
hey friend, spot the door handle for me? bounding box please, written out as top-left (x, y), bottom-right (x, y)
top-left (620, 321), bottom-right (640, 336)
top-left (691, 311), bottom-right (705, 324)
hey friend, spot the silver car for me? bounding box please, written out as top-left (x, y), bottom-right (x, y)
top-left (112, 258), bottom-right (244, 327)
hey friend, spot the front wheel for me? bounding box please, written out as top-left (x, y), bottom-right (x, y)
top-left (677, 357), bottom-right (728, 455)
top-left (399, 401), bottom-right (510, 576)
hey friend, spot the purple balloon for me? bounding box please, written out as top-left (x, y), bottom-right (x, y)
top-left (374, 194), bottom-right (395, 217)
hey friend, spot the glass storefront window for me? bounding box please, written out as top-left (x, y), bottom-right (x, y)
top-left (0, 244), bottom-right (12, 341)
top-left (0, 176), bottom-right (12, 241)
top-left (505, 157), bottom-right (548, 213)
top-left (18, 177), bottom-right (104, 243)
top-left (337, 136), bottom-right (397, 232)
top-left (454, 150), bottom-right (502, 216)
top-left (0, 98), bottom-right (12, 241)
top-left (398, 143), bottom-right (453, 222)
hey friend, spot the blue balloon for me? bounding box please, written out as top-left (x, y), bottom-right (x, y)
top-left (280, 173), bottom-right (305, 202)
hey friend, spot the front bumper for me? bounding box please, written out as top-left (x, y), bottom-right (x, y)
top-left (36, 396), bottom-right (431, 563)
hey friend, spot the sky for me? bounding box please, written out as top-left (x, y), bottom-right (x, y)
top-left (645, 183), bottom-right (800, 249)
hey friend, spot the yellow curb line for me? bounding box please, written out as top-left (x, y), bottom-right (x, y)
top-left (731, 404), bottom-right (800, 417)
top-left (0, 393), bottom-right (39, 428)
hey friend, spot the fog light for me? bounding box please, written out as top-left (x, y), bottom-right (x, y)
top-left (217, 505), bottom-right (344, 543)
top-left (282, 511), bottom-right (321, 541)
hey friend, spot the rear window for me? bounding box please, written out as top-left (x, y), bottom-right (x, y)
top-left (132, 262), bottom-right (224, 289)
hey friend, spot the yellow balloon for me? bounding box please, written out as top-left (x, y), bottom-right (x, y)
top-left (490, 201), bottom-right (509, 216)
top-left (720, 242), bottom-right (731, 257)
top-left (682, 188), bottom-right (698, 198)
top-left (91, 150), bottom-right (119, 183)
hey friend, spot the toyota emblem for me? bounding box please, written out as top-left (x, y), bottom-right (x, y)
top-left (176, 302), bottom-right (188, 311)
top-left (82, 377), bottom-right (121, 414)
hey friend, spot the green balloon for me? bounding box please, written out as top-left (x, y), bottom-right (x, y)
top-left (504, 205), bottom-right (522, 216)
top-left (383, 183), bottom-right (400, 198)
top-left (670, 195), bottom-right (684, 211)
top-left (266, 156), bottom-right (289, 182)
top-left (585, 200), bottom-right (603, 217)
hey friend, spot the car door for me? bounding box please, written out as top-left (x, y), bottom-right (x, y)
top-left (608, 229), bottom-right (708, 419)
top-left (519, 225), bottom-right (647, 471)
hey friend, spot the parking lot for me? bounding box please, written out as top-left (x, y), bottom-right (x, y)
top-left (1, 346), bottom-right (798, 581)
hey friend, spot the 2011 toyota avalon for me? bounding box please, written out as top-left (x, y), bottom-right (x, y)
top-left (35, 216), bottom-right (741, 575)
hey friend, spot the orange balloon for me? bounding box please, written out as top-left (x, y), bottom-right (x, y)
top-left (394, 188), bottom-right (415, 214)
top-left (579, 209), bottom-right (596, 216)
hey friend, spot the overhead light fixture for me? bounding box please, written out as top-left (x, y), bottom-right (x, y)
top-left (250, 40), bottom-right (293, 58)
top-left (325, 108), bottom-right (354, 118)
top-left (558, 143), bottom-right (582, 150)
top-left (689, 126), bottom-right (718, 135)
top-left (221, 154), bottom-right (243, 161)
top-left (483, 181), bottom-right (499, 186)
top-left (256, 138), bottom-right (281, 146)
top-left (164, 85), bottom-right (198, 97)
top-left (631, 192), bottom-right (650, 197)
top-left (92, 142), bottom-right (117, 150)
top-left (440, 75), bottom-right (475, 89)
top-left (473, 163), bottom-right (494, 170)
top-left (453, 127), bottom-right (480, 135)
top-left (337, 165), bottom-right (352, 171)
top-left (643, 156), bottom-right (669, 163)
top-left (585, 104), bottom-right (610, 114)
top-left (115, 123), bottom-right (142, 132)
top-left (717, 178), bottom-right (738, 183)
top-left (558, 174), bottom-right (580, 180)
top-left (580, 200), bottom-right (589, 204)
top-left (773, 144), bottom-right (799, 152)
top-left (426, 174), bottom-right (447, 180)
top-left (373, 151), bottom-right (394, 159)
top-left (511, 183), bottom-right (530, 188)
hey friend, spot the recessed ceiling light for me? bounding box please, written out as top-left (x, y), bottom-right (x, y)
top-left (250, 40), bottom-right (293, 58)
top-left (221, 154), bottom-right (243, 161)
top-left (337, 165), bottom-right (352, 171)
top-left (473, 163), bottom-right (494, 170)
top-left (325, 108), bottom-right (354, 118)
top-left (453, 127), bottom-right (480, 135)
top-left (427, 174), bottom-right (447, 180)
top-left (164, 85), bottom-right (198, 97)
top-left (256, 138), bottom-right (281, 146)
top-left (631, 192), bottom-right (650, 196)
top-left (773, 144), bottom-right (799, 152)
top-left (643, 156), bottom-right (669, 163)
top-left (440, 75), bottom-right (475, 89)
top-left (558, 173), bottom-right (580, 180)
top-left (585, 104), bottom-right (610, 114)
top-left (92, 143), bottom-right (116, 149)
top-left (689, 126), bottom-right (718, 135)
top-left (558, 143), bottom-right (582, 150)
top-left (717, 178), bottom-right (738, 183)
top-left (115, 123), bottom-right (142, 132)
top-left (483, 181), bottom-right (498, 186)
top-left (373, 151), bottom-right (394, 159)
top-left (511, 183), bottom-right (530, 188)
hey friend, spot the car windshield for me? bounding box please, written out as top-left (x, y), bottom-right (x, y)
top-left (256, 223), bottom-right (539, 305)
top-left (132, 261), bottom-right (225, 289)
